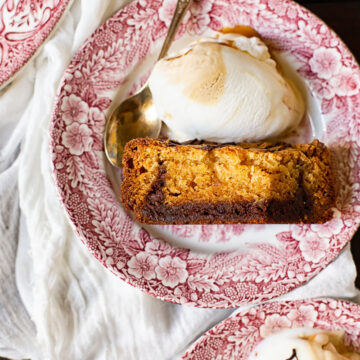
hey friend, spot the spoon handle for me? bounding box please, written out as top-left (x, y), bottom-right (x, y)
top-left (157, 0), bottom-right (193, 60)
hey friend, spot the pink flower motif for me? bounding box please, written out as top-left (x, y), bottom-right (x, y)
top-left (61, 94), bottom-right (89, 125)
top-left (108, 19), bottom-right (124, 34)
top-left (155, 256), bottom-right (188, 288)
top-left (158, 0), bottom-right (177, 26)
top-left (291, 217), bottom-right (341, 263)
top-left (287, 305), bottom-right (318, 327)
top-left (309, 47), bottom-right (341, 79)
top-left (145, 239), bottom-right (172, 256)
top-left (52, 145), bottom-right (65, 169)
top-left (62, 123), bottom-right (93, 156)
top-left (89, 106), bottom-right (105, 124)
top-left (89, 107), bottom-right (105, 133)
top-left (185, 0), bottom-right (212, 35)
top-left (311, 216), bottom-right (343, 238)
top-left (186, 10), bottom-right (210, 35)
top-left (330, 67), bottom-right (360, 97)
top-left (291, 224), bottom-right (311, 240)
top-left (312, 79), bottom-right (335, 100)
top-left (299, 234), bottom-right (329, 263)
top-left (127, 252), bottom-right (158, 280)
top-left (260, 314), bottom-right (291, 337)
top-left (190, 0), bottom-right (212, 16)
top-left (186, 14), bottom-right (210, 35)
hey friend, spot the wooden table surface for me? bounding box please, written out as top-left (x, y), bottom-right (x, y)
top-left (297, 0), bottom-right (360, 288)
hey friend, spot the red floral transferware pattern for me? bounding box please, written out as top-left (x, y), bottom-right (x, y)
top-left (0, 0), bottom-right (72, 88)
top-left (163, 224), bottom-right (247, 243)
top-left (182, 299), bottom-right (360, 359)
top-left (50, 0), bottom-right (360, 308)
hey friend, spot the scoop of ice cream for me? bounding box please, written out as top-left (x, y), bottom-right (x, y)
top-left (248, 328), bottom-right (360, 360)
top-left (148, 33), bottom-right (304, 143)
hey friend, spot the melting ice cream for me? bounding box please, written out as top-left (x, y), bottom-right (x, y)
top-left (148, 33), bottom-right (304, 143)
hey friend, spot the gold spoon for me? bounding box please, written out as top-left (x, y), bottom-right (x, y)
top-left (104, 0), bottom-right (193, 167)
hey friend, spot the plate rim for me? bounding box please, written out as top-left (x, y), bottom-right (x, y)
top-left (49, 0), bottom-right (360, 308)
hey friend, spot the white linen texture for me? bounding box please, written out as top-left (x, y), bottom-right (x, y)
top-left (0, 0), bottom-right (359, 359)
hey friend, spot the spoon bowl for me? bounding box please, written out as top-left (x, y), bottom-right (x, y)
top-left (104, 0), bottom-right (192, 168)
top-left (104, 86), bottom-right (160, 167)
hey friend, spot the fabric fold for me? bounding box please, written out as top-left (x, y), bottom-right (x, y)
top-left (0, 0), bottom-right (358, 359)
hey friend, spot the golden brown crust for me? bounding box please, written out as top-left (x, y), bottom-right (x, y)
top-left (121, 138), bottom-right (335, 224)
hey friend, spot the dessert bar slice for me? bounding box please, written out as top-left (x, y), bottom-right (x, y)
top-left (121, 138), bottom-right (335, 224)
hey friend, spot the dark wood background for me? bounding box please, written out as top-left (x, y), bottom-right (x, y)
top-left (297, 0), bottom-right (360, 288)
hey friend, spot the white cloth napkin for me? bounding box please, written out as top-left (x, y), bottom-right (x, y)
top-left (0, 0), bottom-right (359, 359)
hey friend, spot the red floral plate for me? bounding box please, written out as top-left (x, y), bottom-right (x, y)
top-left (182, 298), bottom-right (360, 359)
top-left (0, 0), bottom-right (72, 89)
top-left (50, 0), bottom-right (360, 308)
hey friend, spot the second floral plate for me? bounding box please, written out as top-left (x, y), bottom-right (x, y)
top-left (0, 0), bottom-right (73, 89)
top-left (182, 298), bottom-right (360, 359)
